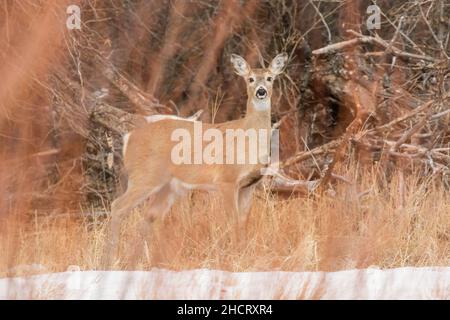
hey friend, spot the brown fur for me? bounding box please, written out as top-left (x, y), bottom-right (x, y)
top-left (108, 53), bottom-right (288, 254)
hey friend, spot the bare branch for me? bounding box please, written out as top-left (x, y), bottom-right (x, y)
top-left (312, 31), bottom-right (440, 63)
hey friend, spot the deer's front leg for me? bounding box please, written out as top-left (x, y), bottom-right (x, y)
top-left (237, 184), bottom-right (256, 224)
top-left (219, 183), bottom-right (240, 219)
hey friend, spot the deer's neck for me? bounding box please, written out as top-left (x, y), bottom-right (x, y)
top-left (244, 97), bottom-right (271, 129)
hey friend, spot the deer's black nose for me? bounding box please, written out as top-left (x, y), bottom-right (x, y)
top-left (256, 87), bottom-right (267, 99)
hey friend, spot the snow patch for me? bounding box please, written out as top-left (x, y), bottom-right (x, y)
top-left (0, 267), bottom-right (448, 300)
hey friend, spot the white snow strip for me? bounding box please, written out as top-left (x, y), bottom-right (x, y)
top-left (0, 267), bottom-right (448, 300)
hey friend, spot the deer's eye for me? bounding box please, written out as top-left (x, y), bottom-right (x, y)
top-left (266, 76), bottom-right (273, 82)
top-left (248, 77), bottom-right (255, 83)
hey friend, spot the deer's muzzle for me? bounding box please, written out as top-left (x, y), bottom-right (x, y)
top-left (256, 87), bottom-right (267, 99)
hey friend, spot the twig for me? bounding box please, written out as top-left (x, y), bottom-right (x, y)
top-left (373, 100), bottom-right (433, 132)
top-left (390, 112), bottom-right (430, 152)
top-left (431, 109), bottom-right (450, 120)
top-left (419, 4), bottom-right (449, 60)
top-left (347, 30), bottom-right (439, 63)
top-left (308, 0), bottom-right (331, 44)
top-left (312, 31), bottom-right (439, 63)
top-left (281, 138), bottom-right (342, 169)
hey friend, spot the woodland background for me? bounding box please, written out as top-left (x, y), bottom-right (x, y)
top-left (0, 0), bottom-right (448, 272)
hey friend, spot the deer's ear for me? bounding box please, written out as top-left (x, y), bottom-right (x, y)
top-left (269, 53), bottom-right (288, 75)
top-left (230, 54), bottom-right (250, 76)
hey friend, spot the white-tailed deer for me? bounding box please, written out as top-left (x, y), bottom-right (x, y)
top-left (109, 53), bottom-right (288, 250)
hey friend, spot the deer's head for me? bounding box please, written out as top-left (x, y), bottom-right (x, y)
top-left (230, 53), bottom-right (288, 109)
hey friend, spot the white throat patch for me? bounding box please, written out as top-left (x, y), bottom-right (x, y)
top-left (252, 98), bottom-right (271, 111)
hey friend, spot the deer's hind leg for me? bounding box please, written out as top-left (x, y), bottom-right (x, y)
top-left (107, 175), bottom-right (168, 262)
top-left (134, 179), bottom-right (184, 263)
top-left (141, 182), bottom-right (177, 232)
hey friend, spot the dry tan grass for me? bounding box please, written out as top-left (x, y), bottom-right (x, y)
top-left (1, 165), bottom-right (448, 277)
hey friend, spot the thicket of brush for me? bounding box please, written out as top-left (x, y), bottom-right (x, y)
top-left (0, 1), bottom-right (448, 273)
